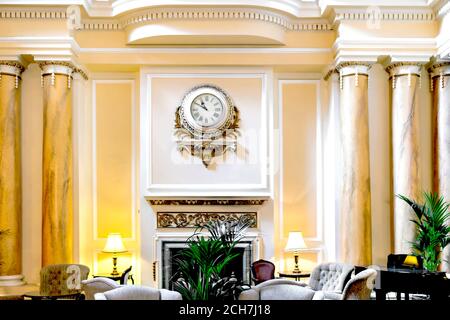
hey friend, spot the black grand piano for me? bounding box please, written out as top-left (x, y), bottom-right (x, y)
top-left (356, 254), bottom-right (450, 301)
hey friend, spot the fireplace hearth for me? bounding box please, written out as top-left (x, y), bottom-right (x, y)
top-left (161, 240), bottom-right (253, 289)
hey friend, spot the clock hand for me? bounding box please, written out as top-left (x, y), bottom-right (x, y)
top-left (194, 102), bottom-right (208, 111)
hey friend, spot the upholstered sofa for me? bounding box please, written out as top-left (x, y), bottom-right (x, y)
top-left (238, 279), bottom-right (324, 300)
top-left (94, 286), bottom-right (182, 300)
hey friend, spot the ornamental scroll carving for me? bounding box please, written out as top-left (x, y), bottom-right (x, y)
top-left (148, 199), bottom-right (266, 206)
top-left (157, 212), bottom-right (257, 228)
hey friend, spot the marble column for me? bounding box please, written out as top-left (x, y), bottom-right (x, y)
top-left (429, 62), bottom-right (450, 272)
top-left (40, 62), bottom-right (74, 266)
top-left (337, 62), bottom-right (372, 265)
top-left (0, 61), bottom-right (25, 286)
top-left (386, 62), bottom-right (422, 254)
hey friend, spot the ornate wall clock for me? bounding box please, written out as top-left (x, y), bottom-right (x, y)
top-left (174, 84), bottom-right (240, 167)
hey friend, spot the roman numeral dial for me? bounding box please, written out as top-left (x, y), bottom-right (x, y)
top-left (190, 93), bottom-right (224, 127)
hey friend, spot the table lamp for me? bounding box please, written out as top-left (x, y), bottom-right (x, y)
top-left (103, 233), bottom-right (127, 276)
top-left (285, 231), bottom-right (307, 273)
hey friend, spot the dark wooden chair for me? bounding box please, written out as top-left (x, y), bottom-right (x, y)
top-left (251, 259), bottom-right (275, 285)
top-left (119, 266), bottom-right (133, 285)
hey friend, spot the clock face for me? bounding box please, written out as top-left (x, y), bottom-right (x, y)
top-left (179, 84), bottom-right (235, 138)
top-left (189, 93), bottom-right (225, 127)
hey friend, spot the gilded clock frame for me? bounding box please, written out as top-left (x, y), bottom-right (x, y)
top-left (174, 84), bottom-right (240, 167)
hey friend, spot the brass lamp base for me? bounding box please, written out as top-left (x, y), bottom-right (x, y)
top-left (110, 256), bottom-right (120, 276)
top-left (292, 253), bottom-right (302, 273)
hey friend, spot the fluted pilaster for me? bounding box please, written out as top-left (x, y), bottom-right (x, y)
top-left (40, 62), bottom-right (75, 266)
top-left (429, 62), bottom-right (450, 272)
top-left (0, 61), bottom-right (25, 286)
top-left (337, 62), bottom-right (372, 265)
top-left (386, 62), bottom-right (423, 254)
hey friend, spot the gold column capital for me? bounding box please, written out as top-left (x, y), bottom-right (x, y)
top-left (0, 61), bottom-right (25, 76)
top-left (336, 62), bottom-right (372, 76)
top-left (385, 62), bottom-right (423, 77)
top-left (325, 62), bottom-right (373, 81)
top-left (428, 61), bottom-right (450, 78)
top-left (38, 61), bottom-right (88, 80)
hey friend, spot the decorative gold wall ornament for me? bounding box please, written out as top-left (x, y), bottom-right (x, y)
top-left (174, 84), bottom-right (240, 167)
top-left (147, 199), bottom-right (266, 206)
top-left (157, 212), bottom-right (257, 228)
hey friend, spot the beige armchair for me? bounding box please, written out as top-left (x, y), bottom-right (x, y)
top-left (94, 286), bottom-right (182, 300)
top-left (341, 269), bottom-right (377, 300)
top-left (318, 268), bottom-right (377, 300)
top-left (303, 262), bottom-right (354, 299)
top-left (238, 279), bottom-right (324, 300)
top-left (81, 277), bottom-right (121, 300)
top-left (39, 264), bottom-right (90, 299)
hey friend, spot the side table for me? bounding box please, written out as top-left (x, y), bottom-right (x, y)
top-left (278, 271), bottom-right (311, 281)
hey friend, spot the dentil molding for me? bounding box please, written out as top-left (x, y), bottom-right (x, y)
top-left (1, 3), bottom-right (447, 32)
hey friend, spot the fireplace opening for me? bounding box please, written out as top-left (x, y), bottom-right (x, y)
top-left (161, 241), bottom-right (253, 290)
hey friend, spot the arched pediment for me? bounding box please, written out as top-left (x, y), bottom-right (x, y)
top-left (88, 0), bottom-right (321, 18)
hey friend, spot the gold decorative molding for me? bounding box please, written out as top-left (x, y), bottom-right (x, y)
top-left (323, 68), bottom-right (337, 81)
top-left (336, 61), bottom-right (372, 70)
top-left (157, 212), bottom-right (257, 228)
top-left (147, 199), bottom-right (266, 206)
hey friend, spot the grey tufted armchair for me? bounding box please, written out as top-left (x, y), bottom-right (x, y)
top-left (302, 262), bottom-right (355, 299)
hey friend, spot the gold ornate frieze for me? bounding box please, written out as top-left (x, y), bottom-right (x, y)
top-left (147, 199), bottom-right (266, 206)
top-left (157, 212), bottom-right (257, 228)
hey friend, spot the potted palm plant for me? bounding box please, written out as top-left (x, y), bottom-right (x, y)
top-left (172, 216), bottom-right (253, 300)
top-left (397, 192), bottom-right (450, 272)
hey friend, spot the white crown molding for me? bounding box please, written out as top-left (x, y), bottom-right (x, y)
top-left (0, 36), bottom-right (80, 60)
top-left (80, 7), bottom-right (332, 32)
top-left (432, 0), bottom-right (450, 17)
top-left (0, 36), bottom-right (89, 76)
top-left (0, 3), bottom-right (442, 32)
top-left (0, 7), bottom-right (68, 19)
top-left (330, 7), bottom-right (435, 27)
top-left (333, 37), bottom-right (437, 64)
top-left (78, 47), bottom-right (331, 54)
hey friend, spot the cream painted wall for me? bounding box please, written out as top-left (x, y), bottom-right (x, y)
top-left (86, 78), bottom-right (140, 282)
top-left (277, 79), bottom-right (325, 273)
top-left (281, 83), bottom-right (318, 240)
top-left (95, 82), bottom-right (133, 239)
top-left (139, 67), bottom-right (275, 286)
top-left (150, 77), bottom-right (263, 185)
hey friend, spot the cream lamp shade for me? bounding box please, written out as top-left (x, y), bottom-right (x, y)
top-left (103, 233), bottom-right (127, 253)
top-left (285, 231), bottom-right (307, 252)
